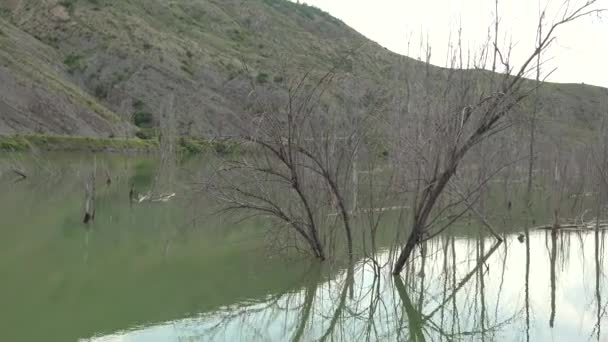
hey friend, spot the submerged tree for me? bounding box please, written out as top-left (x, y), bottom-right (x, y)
top-left (209, 0), bottom-right (604, 268)
top-left (211, 68), bottom-right (369, 260)
top-left (391, 0), bottom-right (604, 274)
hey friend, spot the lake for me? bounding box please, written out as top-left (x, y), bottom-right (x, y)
top-left (0, 153), bottom-right (606, 341)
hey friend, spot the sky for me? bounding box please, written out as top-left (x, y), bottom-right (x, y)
top-left (295, 0), bottom-right (608, 88)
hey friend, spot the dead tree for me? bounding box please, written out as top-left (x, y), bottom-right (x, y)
top-left (211, 70), bottom-right (362, 260)
top-left (393, 0), bottom-right (604, 274)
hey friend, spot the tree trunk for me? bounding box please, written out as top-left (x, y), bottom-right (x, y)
top-left (335, 192), bottom-right (353, 259)
top-left (392, 225), bottom-right (420, 274)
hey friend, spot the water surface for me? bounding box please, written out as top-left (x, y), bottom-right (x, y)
top-left (0, 153), bottom-right (606, 341)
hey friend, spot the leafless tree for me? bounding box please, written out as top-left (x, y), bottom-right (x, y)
top-left (391, 0), bottom-right (604, 274)
top-left (210, 68), bottom-right (369, 260)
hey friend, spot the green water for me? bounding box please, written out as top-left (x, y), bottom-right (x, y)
top-left (0, 153), bottom-right (606, 341)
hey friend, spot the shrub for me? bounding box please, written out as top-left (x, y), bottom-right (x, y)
top-left (133, 111), bottom-right (154, 128)
top-left (59, 0), bottom-right (77, 10)
top-left (229, 29), bottom-right (246, 42)
top-left (179, 138), bottom-right (206, 154)
top-left (181, 62), bottom-right (194, 76)
top-left (64, 54), bottom-right (84, 73)
top-left (135, 128), bottom-right (156, 140)
top-left (256, 72), bottom-right (269, 84)
top-left (94, 84), bottom-right (108, 99)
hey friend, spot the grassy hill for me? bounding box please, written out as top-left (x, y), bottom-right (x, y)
top-left (0, 0), bottom-right (605, 141)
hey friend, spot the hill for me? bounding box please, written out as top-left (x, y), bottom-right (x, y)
top-left (0, 0), bottom-right (605, 140)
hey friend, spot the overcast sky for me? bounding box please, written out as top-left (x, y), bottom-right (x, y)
top-left (296, 0), bottom-right (608, 88)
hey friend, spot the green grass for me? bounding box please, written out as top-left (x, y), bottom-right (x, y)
top-left (0, 135), bottom-right (29, 151)
top-left (0, 134), bottom-right (156, 152)
top-left (0, 134), bottom-right (241, 155)
top-left (178, 137), bottom-right (241, 155)
top-left (134, 128), bottom-right (157, 140)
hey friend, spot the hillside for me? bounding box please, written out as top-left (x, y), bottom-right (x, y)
top-left (0, 0), bottom-right (605, 139)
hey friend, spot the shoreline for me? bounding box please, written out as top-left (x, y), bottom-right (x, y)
top-left (0, 134), bottom-right (239, 154)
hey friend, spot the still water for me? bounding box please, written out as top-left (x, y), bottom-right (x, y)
top-left (0, 153), bottom-right (606, 341)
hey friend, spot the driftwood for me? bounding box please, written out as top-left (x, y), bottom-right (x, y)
top-left (567, 192), bottom-right (597, 199)
top-left (10, 168), bottom-right (27, 183)
top-left (328, 205), bottom-right (410, 217)
top-left (11, 168), bottom-right (27, 179)
top-left (534, 221), bottom-right (608, 231)
top-left (131, 190), bottom-right (176, 204)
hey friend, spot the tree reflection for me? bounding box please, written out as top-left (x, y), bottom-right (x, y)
top-left (318, 262), bottom-right (353, 342)
top-left (394, 276), bottom-right (426, 342)
top-left (114, 231), bottom-right (608, 342)
top-left (525, 219), bottom-right (531, 342)
top-left (549, 227), bottom-right (557, 328)
top-left (594, 228), bottom-right (602, 341)
top-left (290, 265), bottom-right (322, 342)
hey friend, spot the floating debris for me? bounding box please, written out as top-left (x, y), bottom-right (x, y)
top-left (137, 191), bottom-right (151, 203)
top-left (151, 193), bottom-right (176, 203)
top-left (133, 191), bottom-right (176, 204)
